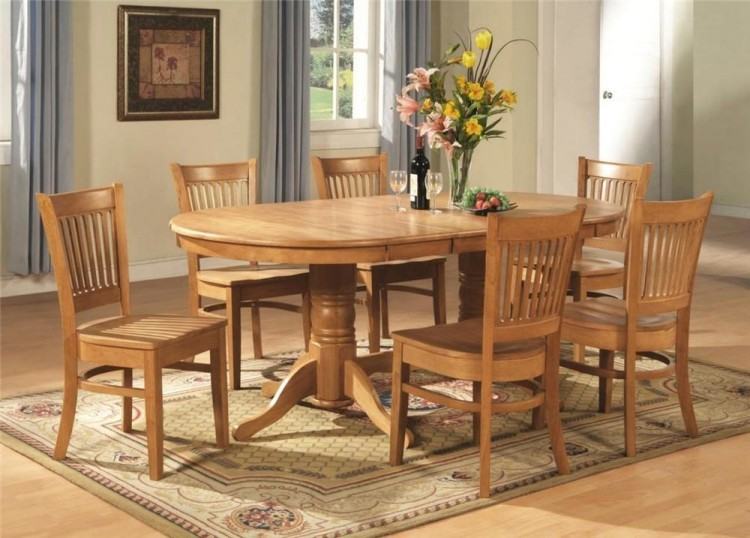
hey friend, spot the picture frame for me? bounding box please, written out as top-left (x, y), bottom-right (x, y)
top-left (117, 5), bottom-right (220, 121)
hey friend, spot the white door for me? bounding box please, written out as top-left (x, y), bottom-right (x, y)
top-left (599, 0), bottom-right (661, 199)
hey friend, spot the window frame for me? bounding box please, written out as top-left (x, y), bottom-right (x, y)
top-left (0, 0), bottom-right (12, 165)
top-left (310, 0), bottom-right (380, 132)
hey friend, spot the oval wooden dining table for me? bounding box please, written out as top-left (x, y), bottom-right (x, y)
top-left (170, 192), bottom-right (624, 446)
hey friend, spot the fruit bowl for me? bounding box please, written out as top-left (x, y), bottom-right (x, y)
top-left (460, 187), bottom-right (517, 216)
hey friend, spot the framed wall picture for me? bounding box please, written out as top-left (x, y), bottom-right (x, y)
top-left (117, 5), bottom-right (219, 121)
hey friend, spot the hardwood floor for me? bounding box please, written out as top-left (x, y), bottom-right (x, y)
top-left (1, 216), bottom-right (749, 537)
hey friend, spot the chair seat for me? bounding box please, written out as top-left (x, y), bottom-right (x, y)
top-left (78, 314), bottom-right (226, 350)
top-left (393, 318), bottom-right (545, 360)
top-left (562, 297), bottom-right (676, 351)
top-left (197, 265), bottom-right (308, 287)
top-left (571, 256), bottom-right (624, 277)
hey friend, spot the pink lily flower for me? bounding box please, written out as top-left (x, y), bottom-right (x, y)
top-left (396, 94), bottom-right (420, 125)
top-left (419, 113), bottom-right (449, 146)
top-left (406, 67), bottom-right (438, 92)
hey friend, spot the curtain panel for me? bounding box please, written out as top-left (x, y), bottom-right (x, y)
top-left (8, 0), bottom-right (73, 275)
top-left (380, 0), bottom-right (432, 172)
top-left (259, 0), bottom-right (311, 203)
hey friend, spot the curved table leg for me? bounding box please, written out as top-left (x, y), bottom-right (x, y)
top-left (233, 359), bottom-right (316, 441)
top-left (345, 355), bottom-right (414, 448)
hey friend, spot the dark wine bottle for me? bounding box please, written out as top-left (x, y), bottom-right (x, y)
top-left (410, 133), bottom-right (430, 210)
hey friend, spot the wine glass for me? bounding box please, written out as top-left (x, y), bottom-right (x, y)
top-left (427, 172), bottom-right (443, 214)
top-left (389, 170), bottom-right (408, 212)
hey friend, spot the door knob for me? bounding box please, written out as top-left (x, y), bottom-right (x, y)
top-left (603, 90), bottom-right (613, 99)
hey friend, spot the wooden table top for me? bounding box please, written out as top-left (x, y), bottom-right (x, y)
top-left (170, 193), bottom-right (623, 264)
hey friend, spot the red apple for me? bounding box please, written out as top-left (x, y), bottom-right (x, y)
top-left (475, 192), bottom-right (487, 201)
top-left (481, 201), bottom-right (491, 210)
top-left (489, 196), bottom-right (500, 207)
top-left (475, 200), bottom-right (485, 210)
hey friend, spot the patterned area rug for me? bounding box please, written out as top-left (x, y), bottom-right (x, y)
top-left (2, 342), bottom-right (750, 537)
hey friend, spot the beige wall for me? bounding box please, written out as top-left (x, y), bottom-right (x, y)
top-left (434, 0), bottom-right (538, 193)
top-left (693, 0), bottom-right (750, 212)
top-left (72, 0), bottom-right (261, 264)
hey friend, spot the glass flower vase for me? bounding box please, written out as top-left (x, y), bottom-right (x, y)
top-left (448, 149), bottom-right (474, 208)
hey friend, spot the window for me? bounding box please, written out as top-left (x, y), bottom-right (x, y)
top-left (1, 0), bottom-right (11, 164)
top-left (310, 0), bottom-right (379, 130)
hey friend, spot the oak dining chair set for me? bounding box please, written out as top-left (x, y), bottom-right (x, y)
top-left (37, 153), bottom-right (712, 497)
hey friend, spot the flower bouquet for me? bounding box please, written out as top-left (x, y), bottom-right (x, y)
top-left (396, 29), bottom-right (534, 206)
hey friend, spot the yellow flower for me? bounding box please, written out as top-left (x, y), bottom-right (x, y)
top-left (475, 30), bottom-right (493, 50)
top-left (443, 101), bottom-right (460, 120)
top-left (464, 117), bottom-right (483, 137)
top-left (455, 75), bottom-right (467, 92)
top-left (421, 98), bottom-right (433, 113)
top-left (499, 89), bottom-right (518, 106)
top-left (467, 82), bottom-right (485, 102)
top-left (461, 51), bottom-right (476, 68)
top-left (483, 80), bottom-right (496, 95)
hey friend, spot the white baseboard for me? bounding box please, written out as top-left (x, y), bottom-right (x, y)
top-left (712, 203), bottom-right (750, 219)
top-left (0, 256), bottom-right (246, 299)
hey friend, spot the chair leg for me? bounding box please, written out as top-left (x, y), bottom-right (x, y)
top-left (624, 348), bottom-right (638, 457)
top-left (227, 288), bottom-right (243, 390)
top-left (389, 341), bottom-right (409, 466)
top-left (531, 374), bottom-right (546, 430)
top-left (362, 272), bottom-right (381, 353)
top-left (184, 254), bottom-right (201, 363)
top-left (301, 292), bottom-right (311, 352)
top-left (144, 356), bottom-right (164, 480)
top-left (381, 287), bottom-right (391, 339)
top-left (210, 331), bottom-right (230, 448)
top-left (675, 309), bottom-right (699, 437)
top-left (250, 303), bottom-right (263, 360)
top-left (571, 277), bottom-right (587, 363)
top-left (598, 349), bottom-right (615, 413)
top-left (478, 377), bottom-right (494, 498)
top-left (471, 381), bottom-right (481, 445)
top-left (545, 334), bottom-right (570, 474)
top-left (122, 368), bottom-right (133, 433)
top-left (53, 355), bottom-right (79, 460)
top-left (433, 263), bottom-right (447, 325)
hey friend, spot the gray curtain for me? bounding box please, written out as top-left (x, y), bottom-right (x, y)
top-left (380, 0), bottom-right (432, 171)
top-left (8, 0), bottom-right (73, 275)
top-left (259, 0), bottom-right (311, 203)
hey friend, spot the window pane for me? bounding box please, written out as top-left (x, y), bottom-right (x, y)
top-left (351, 0), bottom-right (369, 49)
top-left (310, 0), bottom-right (333, 48)
top-left (337, 51), bottom-right (368, 120)
top-left (337, 52), bottom-right (352, 119)
top-left (338, 0), bottom-right (354, 48)
top-left (311, 51), bottom-right (334, 120)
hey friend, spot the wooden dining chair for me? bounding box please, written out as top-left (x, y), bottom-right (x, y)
top-left (570, 157), bottom-right (652, 361)
top-left (561, 193), bottom-right (713, 457)
top-left (311, 154), bottom-right (447, 352)
top-left (36, 184), bottom-right (229, 481)
top-left (171, 160), bottom-right (311, 390)
top-left (390, 206), bottom-right (585, 498)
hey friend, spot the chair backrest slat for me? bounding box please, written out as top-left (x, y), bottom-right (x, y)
top-left (483, 207), bottom-right (585, 344)
top-left (578, 156), bottom-right (652, 251)
top-left (37, 184), bottom-right (131, 332)
top-left (171, 160), bottom-right (257, 213)
top-left (625, 193), bottom-right (713, 315)
top-left (312, 154), bottom-right (388, 200)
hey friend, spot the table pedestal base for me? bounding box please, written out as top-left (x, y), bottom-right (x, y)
top-left (232, 264), bottom-right (414, 447)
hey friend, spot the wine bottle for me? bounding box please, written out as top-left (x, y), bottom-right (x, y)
top-left (410, 133), bottom-right (430, 210)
